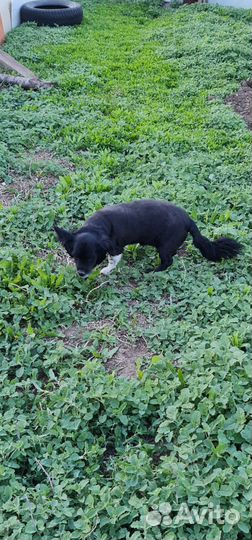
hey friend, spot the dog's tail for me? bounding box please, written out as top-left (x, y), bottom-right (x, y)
top-left (189, 219), bottom-right (242, 262)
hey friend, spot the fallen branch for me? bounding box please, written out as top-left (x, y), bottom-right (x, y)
top-left (35, 458), bottom-right (54, 492)
top-left (0, 74), bottom-right (54, 90)
top-left (85, 280), bottom-right (110, 302)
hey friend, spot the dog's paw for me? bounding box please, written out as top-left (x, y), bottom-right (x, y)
top-left (100, 267), bottom-right (112, 276)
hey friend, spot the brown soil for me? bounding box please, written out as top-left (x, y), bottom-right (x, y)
top-left (37, 246), bottom-right (74, 267)
top-left (133, 312), bottom-right (150, 328)
top-left (106, 337), bottom-right (150, 379)
top-left (50, 320), bottom-right (112, 349)
top-left (225, 80), bottom-right (252, 130)
top-left (60, 323), bottom-right (90, 348)
top-left (0, 150), bottom-right (74, 208)
top-left (177, 243), bottom-right (188, 257)
top-left (0, 173), bottom-right (57, 207)
top-left (52, 316), bottom-right (152, 378)
top-left (85, 319), bottom-right (115, 332)
top-left (28, 150), bottom-right (74, 171)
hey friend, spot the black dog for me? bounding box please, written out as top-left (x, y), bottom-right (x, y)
top-left (54, 200), bottom-right (241, 279)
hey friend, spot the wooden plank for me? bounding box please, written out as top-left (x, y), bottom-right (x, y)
top-left (0, 49), bottom-right (38, 79)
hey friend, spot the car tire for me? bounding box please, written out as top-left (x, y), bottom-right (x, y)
top-left (20, 0), bottom-right (83, 27)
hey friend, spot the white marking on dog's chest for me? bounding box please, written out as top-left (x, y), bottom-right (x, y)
top-left (100, 254), bottom-right (122, 275)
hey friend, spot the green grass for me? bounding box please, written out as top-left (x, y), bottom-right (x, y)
top-left (0, 1), bottom-right (251, 539)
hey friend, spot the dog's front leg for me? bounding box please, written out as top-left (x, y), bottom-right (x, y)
top-left (100, 254), bottom-right (122, 275)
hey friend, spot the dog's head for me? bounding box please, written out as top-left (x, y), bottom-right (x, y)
top-left (54, 226), bottom-right (107, 278)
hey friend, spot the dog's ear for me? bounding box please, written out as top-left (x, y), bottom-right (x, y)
top-left (54, 225), bottom-right (75, 256)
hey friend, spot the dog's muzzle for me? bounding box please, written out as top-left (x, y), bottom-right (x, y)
top-left (78, 270), bottom-right (89, 279)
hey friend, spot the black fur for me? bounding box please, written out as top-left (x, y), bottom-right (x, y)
top-left (189, 221), bottom-right (241, 262)
top-left (54, 200), bottom-right (242, 278)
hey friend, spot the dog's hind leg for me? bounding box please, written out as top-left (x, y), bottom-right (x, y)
top-left (155, 252), bottom-right (173, 272)
top-left (148, 241), bottom-right (180, 273)
top-left (154, 235), bottom-right (187, 272)
top-left (100, 254), bottom-right (122, 275)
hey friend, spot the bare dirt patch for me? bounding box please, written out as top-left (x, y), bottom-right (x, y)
top-left (37, 246), bottom-right (74, 267)
top-left (127, 303), bottom-right (150, 328)
top-left (52, 319), bottom-right (113, 348)
top-left (85, 319), bottom-right (114, 332)
top-left (51, 316), bottom-right (151, 378)
top-left (28, 150), bottom-right (75, 171)
top-left (106, 337), bottom-right (150, 379)
top-left (0, 173), bottom-right (57, 207)
top-left (47, 323), bottom-right (83, 348)
top-left (225, 80), bottom-right (252, 130)
top-left (0, 149), bottom-right (75, 208)
top-left (134, 312), bottom-right (149, 328)
top-left (60, 323), bottom-right (89, 348)
top-left (177, 243), bottom-right (188, 257)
